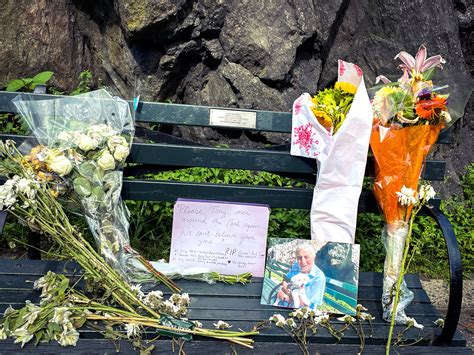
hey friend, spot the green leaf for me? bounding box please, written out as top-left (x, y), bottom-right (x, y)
top-left (5, 79), bottom-right (25, 92)
top-left (31, 71), bottom-right (54, 84)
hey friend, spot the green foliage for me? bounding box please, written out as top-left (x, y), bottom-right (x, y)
top-left (127, 166), bottom-right (473, 279)
top-left (71, 70), bottom-right (93, 96)
top-left (4, 71), bottom-right (54, 92)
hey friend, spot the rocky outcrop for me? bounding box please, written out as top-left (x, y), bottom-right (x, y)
top-left (0, 0), bottom-right (472, 195)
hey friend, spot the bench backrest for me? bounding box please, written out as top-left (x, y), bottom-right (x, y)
top-left (0, 91), bottom-right (450, 212)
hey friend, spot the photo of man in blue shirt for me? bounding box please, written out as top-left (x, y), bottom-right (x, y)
top-left (276, 243), bottom-right (326, 309)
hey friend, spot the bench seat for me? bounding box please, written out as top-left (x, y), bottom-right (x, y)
top-left (0, 259), bottom-right (467, 353)
top-left (0, 91), bottom-right (467, 352)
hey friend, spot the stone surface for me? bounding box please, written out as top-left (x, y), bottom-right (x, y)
top-left (0, 0), bottom-right (472, 195)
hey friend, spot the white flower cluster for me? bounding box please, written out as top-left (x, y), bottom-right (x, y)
top-left (396, 184), bottom-right (436, 207)
top-left (213, 320), bottom-right (232, 330)
top-left (33, 271), bottom-right (60, 304)
top-left (124, 323), bottom-right (142, 338)
top-left (396, 186), bottom-right (417, 206)
top-left (135, 288), bottom-right (190, 318)
top-left (0, 175), bottom-right (39, 210)
top-left (55, 322), bottom-right (80, 347)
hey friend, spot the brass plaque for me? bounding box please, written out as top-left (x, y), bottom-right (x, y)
top-left (209, 108), bottom-right (257, 129)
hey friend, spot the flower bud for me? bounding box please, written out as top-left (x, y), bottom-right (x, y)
top-left (113, 144), bottom-right (129, 162)
top-left (97, 151), bottom-right (116, 171)
top-left (49, 155), bottom-right (73, 176)
top-left (77, 134), bottom-right (97, 152)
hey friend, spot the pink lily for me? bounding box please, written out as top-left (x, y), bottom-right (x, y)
top-left (394, 44), bottom-right (445, 77)
top-left (375, 67), bottom-right (409, 85)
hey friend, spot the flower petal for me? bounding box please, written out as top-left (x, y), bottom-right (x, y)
top-left (398, 68), bottom-right (409, 83)
top-left (394, 51), bottom-right (415, 70)
top-left (420, 55), bottom-right (446, 72)
top-left (415, 44), bottom-right (427, 74)
top-left (375, 75), bottom-right (391, 84)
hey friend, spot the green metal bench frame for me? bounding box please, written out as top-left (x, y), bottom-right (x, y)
top-left (0, 90), bottom-right (464, 349)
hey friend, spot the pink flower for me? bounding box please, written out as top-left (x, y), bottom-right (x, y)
top-left (339, 60), bottom-right (345, 76)
top-left (294, 98), bottom-right (303, 115)
top-left (293, 123), bottom-right (316, 155)
top-left (395, 44), bottom-right (445, 78)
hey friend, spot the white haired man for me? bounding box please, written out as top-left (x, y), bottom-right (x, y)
top-left (276, 243), bottom-right (326, 308)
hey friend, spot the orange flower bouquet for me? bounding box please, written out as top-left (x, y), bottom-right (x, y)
top-left (370, 45), bottom-right (459, 326)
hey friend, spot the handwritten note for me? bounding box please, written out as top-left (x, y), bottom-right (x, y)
top-left (170, 199), bottom-right (270, 277)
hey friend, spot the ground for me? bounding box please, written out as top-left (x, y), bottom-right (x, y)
top-left (421, 278), bottom-right (474, 349)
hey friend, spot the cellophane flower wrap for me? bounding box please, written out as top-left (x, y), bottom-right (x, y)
top-left (12, 89), bottom-right (147, 282)
top-left (370, 45), bottom-right (472, 324)
top-left (291, 60), bottom-right (373, 243)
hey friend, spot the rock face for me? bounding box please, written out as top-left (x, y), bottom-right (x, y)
top-left (0, 0), bottom-right (472, 195)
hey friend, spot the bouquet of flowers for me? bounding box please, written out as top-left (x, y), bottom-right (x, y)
top-left (291, 60), bottom-right (373, 243)
top-left (0, 140), bottom-right (257, 349)
top-left (369, 45), bottom-right (472, 326)
top-left (11, 89), bottom-right (176, 287)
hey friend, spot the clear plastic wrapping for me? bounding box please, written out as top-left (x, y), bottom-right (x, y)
top-left (12, 90), bottom-right (149, 282)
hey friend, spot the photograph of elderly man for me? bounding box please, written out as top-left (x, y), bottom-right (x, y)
top-left (276, 243), bottom-right (326, 309)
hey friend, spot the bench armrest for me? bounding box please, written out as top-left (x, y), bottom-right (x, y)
top-left (424, 204), bottom-right (463, 345)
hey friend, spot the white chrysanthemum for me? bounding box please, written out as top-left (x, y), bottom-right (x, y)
top-left (314, 314), bottom-right (329, 325)
top-left (56, 323), bottom-right (79, 347)
top-left (130, 284), bottom-right (145, 300)
top-left (0, 326), bottom-right (8, 340)
top-left (269, 314), bottom-right (286, 327)
top-left (12, 326), bottom-right (33, 348)
top-left (0, 182), bottom-right (18, 209)
top-left (144, 290), bottom-right (163, 309)
top-left (124, 323), bottom-right (141, 338)
top-left (191, 320), bottom-right (203, 328)
top-left (396, 186), bottom-right (418, 206)
top-left (419, 184), bottom-right (436, 201)
top-left (107, 136), bottom-right (128, 153)
top-left (213, 320), bottom-right (232, 330)
top-left (434, 318), bottom-right (444, 328)
top-left (337, 315), bottom-right (356, 324)
top-left (360, 312), bottom-right (375, 321)
top-left (51, 307), bottom-right (72, 325)
top-left (406, 317), bottom-right (424, 329)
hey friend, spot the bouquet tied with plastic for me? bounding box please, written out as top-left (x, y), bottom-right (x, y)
top-left (12, 89), bottom-right (168, 285)
top-left (290, 60), bottom-right (373, 244)
top-left (370, 45), bottom-right (473, 324)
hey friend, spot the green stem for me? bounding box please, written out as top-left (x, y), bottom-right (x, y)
top-left (385, 214), bottom-right (415, 355)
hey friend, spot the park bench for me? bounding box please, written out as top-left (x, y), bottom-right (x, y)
top-left (0, 90), bottom-right (468, 353)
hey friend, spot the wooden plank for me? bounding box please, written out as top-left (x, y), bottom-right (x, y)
top-left (121, 180), bottom-right (442, 212)
top-left (0, 133), bottom-right (446, 181)
top-left (0, 261), bottom-right (423, 288)
top-left (0, 285), bottom-right (431, 307)
top-left (0, 91), bottom-right (453, 143)
top-left (0, 339), bottom-right (469, 354)
top-left (129, 143), bottom-right (446, 180)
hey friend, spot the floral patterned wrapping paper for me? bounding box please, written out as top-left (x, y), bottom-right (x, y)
top-left (290, 61), bottom-right (373, 243)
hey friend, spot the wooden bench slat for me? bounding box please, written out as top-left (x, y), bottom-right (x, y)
top-left (0, 260), bottom-right (423, 288)
top-left (0, 286), bottom-right (431, 306)
top-left (0, 339), bottom-right (469, 354)
top-left (121, 180), bottom-right (442, 212)
top-left (129, 143), bottom-right (446, 181)
top-left (0, 134), bottom-right (447, 181)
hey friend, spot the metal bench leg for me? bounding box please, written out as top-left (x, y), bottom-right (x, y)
top-left (425, 204), bottom-right (463, 345)
top-left (27, 231), bottom-right (41, 260)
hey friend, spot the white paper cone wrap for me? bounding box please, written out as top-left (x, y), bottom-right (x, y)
top-left (290, 65), bottom-right (373, 243)
top-left (311, 79), bottom-right (372, 243)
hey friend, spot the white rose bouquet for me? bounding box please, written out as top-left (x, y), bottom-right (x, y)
top-left (12, 90), bottom-right (176, 289)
